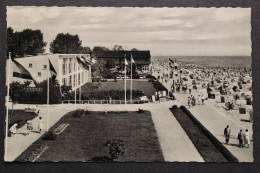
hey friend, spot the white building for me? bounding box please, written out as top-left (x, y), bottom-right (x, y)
top-left (7, 54), bottom-right (92, 90)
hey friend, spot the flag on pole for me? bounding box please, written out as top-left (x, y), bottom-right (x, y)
top-left (12, 58), bottom-right (33, 80)
top-left (49, 59), bottom-right (57, 81)
top-left (131, 55), bottom-right (135, 64)
top-left (125, 57), bottom-right (128, 66)
top-left (124, 55), bottom-right (128, 104)
top-left (77, 56), bottom-right (89, 70)
top-left (130, 55), bottom-right (135, 103)
top-left (169, 58), bottom-right (175, 64)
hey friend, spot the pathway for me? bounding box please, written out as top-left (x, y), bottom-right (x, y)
top-left (5, 104), bottom-right (71, 162)
top-left (5, 102), bottom-right (204, 162)
top-left (154, 67), bottom-right (253, 162)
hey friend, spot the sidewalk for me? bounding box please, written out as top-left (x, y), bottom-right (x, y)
top-left (154, 69), bottom-right (253, 162)
top-left (5, 104), bottom-right (71, 161)
top-left (5, 102), bottom-right (204, 162)
top-left (85, 103), bottom-right (204, 162)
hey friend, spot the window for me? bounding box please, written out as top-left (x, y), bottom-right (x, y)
top-left (62, 64), bottom-right (65, 75)
top-left (62, 78), bottom-right (67, 86)
top-left (78, 73), bottom-right (81, 85)
top-left (82, 72), bottom-right (84, 83)
top-left (43, 65), bottom-right (47, 69)
top-left (37, 72), bottom-right (41, 77)
top-left (68, 76), bottom-right (72, 86)
top-left (29, 63), bottom-right (32, 68)
top-left (62, 58), bottom-right (68, 75)
top-left (73, 74), bottom-right (76, 87)
top-left (69, 58), bottom-right (72, 73)
top-left (142, 65), bottom-right (149, 71)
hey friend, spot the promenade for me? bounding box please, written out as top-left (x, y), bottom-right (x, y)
top-left (154, 69), bottom-right (253, 162)
top-left (5, 69), bottom-right (253, 162)
top-left (5, 102), bottom-right (204, 162)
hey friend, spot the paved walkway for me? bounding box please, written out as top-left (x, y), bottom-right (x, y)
top-left (154, 67), bottom-right (253, 162)
top-left (5, 104), bottom-right (71, 161)
top-left (5, 102), bottom-right (204, 162)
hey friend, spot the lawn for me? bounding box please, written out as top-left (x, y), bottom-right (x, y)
top-left (81, 80), bottom-right (160, 99)
top-left (8, 109), bottom-right (38, 129)
top-left (16, 111), bottom-right (164, 162)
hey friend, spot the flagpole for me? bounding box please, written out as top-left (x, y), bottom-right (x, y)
top-left (5, 52), bottom-right (12, 160)
top-left (79, 54), bottom-right (81, 104)
top-left (130, 55), bottom-right (133, 104)
top-left (74, 55), bottom-right (76, 110)
top-left (47, 58), bottom-right (50, 131)
top-left (125, 54), bottom-right (127, 105)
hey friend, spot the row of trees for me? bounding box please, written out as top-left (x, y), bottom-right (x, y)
top-left (10, 79), bottom-right (62, 104)
top-left (7, 27), bottom-right (139, 58)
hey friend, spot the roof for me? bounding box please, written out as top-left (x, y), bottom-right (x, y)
top-left (95, 51), bottom-right (151, 64)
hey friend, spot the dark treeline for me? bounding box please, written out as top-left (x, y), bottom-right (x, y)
top-left (7, 27), bottom-right (139, 58)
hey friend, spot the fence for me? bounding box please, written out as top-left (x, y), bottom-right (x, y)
top-left (62, 99), bottom-right (148, 104)
top-left (62, 96), bottom-right (174, 104)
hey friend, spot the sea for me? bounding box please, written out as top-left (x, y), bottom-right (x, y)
top-left (152, 56), bottom-right (252, 68)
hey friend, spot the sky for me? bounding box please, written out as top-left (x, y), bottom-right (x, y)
top-left (7, 7), bottom-right (251, 56)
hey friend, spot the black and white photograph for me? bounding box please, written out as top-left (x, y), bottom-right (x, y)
top-left (4, 6), bottom-right (252, 162)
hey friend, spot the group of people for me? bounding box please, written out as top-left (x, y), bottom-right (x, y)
top-left (9, 117), bottom-right (45, 136)
top-left (187, 95), bottom-right (205, 108)
top-left (224, 125), bottom-right (250, 148)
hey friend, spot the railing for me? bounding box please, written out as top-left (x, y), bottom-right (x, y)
top-left (62, 99), bottom-right (148, 104)
top-left (62, 96), bottom-right (173, 104)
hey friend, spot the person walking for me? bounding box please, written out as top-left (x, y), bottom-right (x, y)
top-left (189, 86), bottom-right (192, 94)
top-left (198, 95), bottom-right (201, 105)
top-left (201, 95), bottom-right (205, 105)
top-left (193, 95), bottom-right (196, 106)
top-left (157, 92), bottom-right (160, 103)
top-left (224, 125), bottom-right (231, 144)
top-left (26, 120), bottom-right (33, 135)
top-left (38, 117), bottom-right (44, 134)
top-left (188, 97), bottom-right (191, 108)
top-left (237, 129), bottom-right (244, 148)
top-left (244, 129), bottom-right (250, 148)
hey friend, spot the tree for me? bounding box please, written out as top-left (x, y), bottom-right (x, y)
top-left (105, 60), bottom-right (116, 69)
top-left (131, 48), bottom-right (138, 51)
top-left (50, 33), bottom-right (82, 54)
top-left (9, 79), bottom-right (62, 104)
top-left (78, 46), bottom-right (92, 54)
top-left (93, 46), bottom-right (110, 53)
top-left (7, 27), bottom-right (47, 57)
top-left (112, 45), bottom-right (124, 51)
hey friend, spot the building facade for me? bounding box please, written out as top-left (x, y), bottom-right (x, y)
top-left (95, 50), bottom-right (151, 73)
top-left (8, 54), bottom-right (92, 90)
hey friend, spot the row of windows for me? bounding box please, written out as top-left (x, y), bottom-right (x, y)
top-left (142, 65), bottom-right (149, 71)
top-left (62, 71), bottom-right (87, 87)
top-left (62, 58), bottom-right (82, 75)
top-left (29, 63), bottom-right (47, 69)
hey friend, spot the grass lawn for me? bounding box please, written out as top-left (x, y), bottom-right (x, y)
top-left (81, 80), bottom-right (159, 98)
top-left (170, 108), bottom-right (228, 162)
top-left (8, 110), bottom-right (38, 129)
top-left (16, 111), bottom-right (164, 162)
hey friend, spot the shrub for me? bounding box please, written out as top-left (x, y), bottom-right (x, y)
top-left (137, 109), bottom-right (145, 113)
top-left (73, 109), bottom-right (85, 118)
top-left (104, 139), bottom-right (126, 160)
top-left (87, 90), bottom-right (144, 100)
top-left (146, 74), bottom-right (157, 80)
top-left (43, 131), bottom-right (57, 140)
top-left (84, 109), bottom-right (90, 114)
